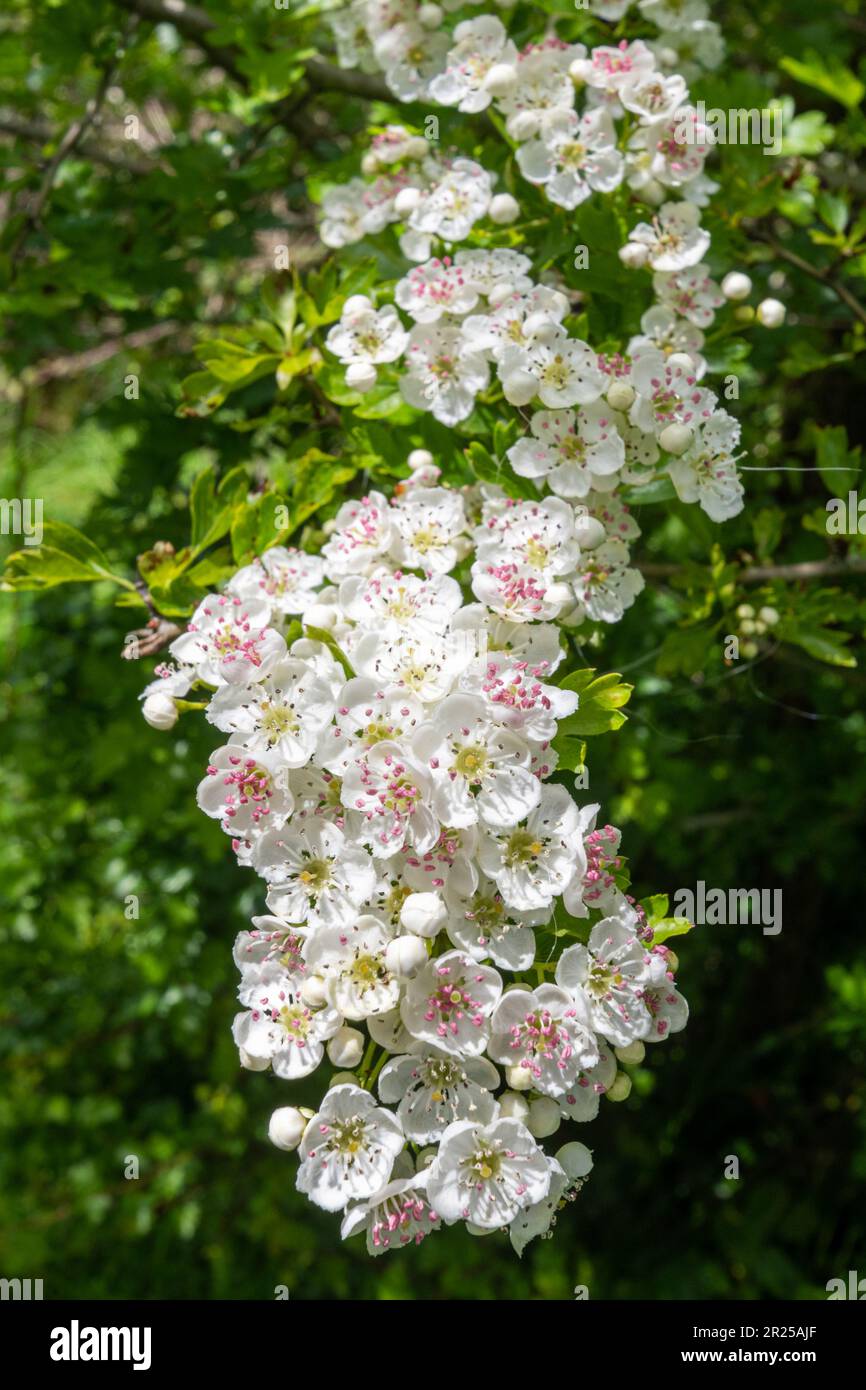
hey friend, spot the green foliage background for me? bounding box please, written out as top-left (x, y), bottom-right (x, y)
top-left (1, 0), bottom-right (865, 1299)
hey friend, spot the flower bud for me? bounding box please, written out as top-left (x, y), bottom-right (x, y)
top-left (466, 1222), bottom-right (497, 1236)
top-left (740, 617), bottom-right (756, 635)
top-left (345, 362), bottom-right (377, 393)
top-left (505, 1063), bottom-right (534, 1091)
top-left (665, 949), bottom-right (679, 973)
top-left (721, 271), bottom-right (752, 302)
top-left (619, 241), bottom-right (649, 269)
top-left (343, 294), bottom-right (373, 318)
top-left (328, 1071), bottom-right (358, 1088)
top-left (741, 639), bottom-right (759, 659)
top-left (487, 280), bottom-right (516, 307)
top-left (615, 1040), bottom-right (645, 1065)
top-left (758, 605), bottom-right (779, 626)
top-left (756, 297), bottom-right (786, 328)
top-left (524, 311), bottom-right (558, 342)
top-left (569, 58), bottom-right (590, 86)
top-left (734, 304), bottom-right (755, 323)
top-left (268, 1106), bottom-right (308, 1151)
top-left (361, 152), bottom-right (378, 176)
top-left (303, 601), bottom-right (337, 630)
top-left (506, 110), bottom-right (540, 142)
top-left (606, 381), bottom-right (635, 412)
top-left (142, 692), bottom-right (178, 730)
top-left (555, 1141), bottom-right (593, 1179)
top-left (483, 62), bottom-right (517, 96)
top-left (394, 186), bottom-right (422, 218)
top-left (408, 447), bottom-right (434, 471)
top-left (735, 603), bottom-right (755, 619)
top-left (572, 514), bottom-right (607, 550)
top-left (606, 1071), bottom-right (633, 1102)
top-left (416, 1146), bottom-right (438, 1171)
top-left (300, 974), bottom-right (329, 1008)
top-left (239, 1047), bottom-right (270, 1072)
top-left (384, 935), bottom-right (428, 978)
top-left (502, 369), bottom-right (538, 407)
top-left (327, 1026), bottom-right (365, 1069)
top-left (641, 179), bottom-right (665, 206)
top-left (527, 1097), bottom-right (561, 1139)
top-left (400, 891), bottom-right (447, 937)
top-left (488, 192), bottom-right (519, 225)
top-left (498, 1090), bottom-right (530, 1122)
top-left (417, 2), bottom-right (442, 27)
top-left (659, 422), bottom-right (693, 456)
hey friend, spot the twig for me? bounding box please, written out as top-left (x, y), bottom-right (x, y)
top-left (0, 112), bottom-right (151, 174)
top-left (11, 320), bottom-right (182, 391)
top-left (9, 17), bottom-right (140, 268)
top-left (751, 227), bottom-right (866, 329)
top-left (639, 556), bottom-right (866, 584)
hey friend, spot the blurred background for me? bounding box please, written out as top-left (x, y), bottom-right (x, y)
top-left (2, 0), bottom-right (865, 1298)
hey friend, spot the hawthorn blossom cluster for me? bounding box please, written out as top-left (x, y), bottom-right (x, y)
top-left (140, 479), bottom-right (688, 1254)
top-left (325, 241), bottom-right (745, 525)
top-left (325, 1), bottom-right (719, 236)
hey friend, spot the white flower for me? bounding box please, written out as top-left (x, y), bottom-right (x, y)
top-left (488, 984), bottom-right (600, 1098)
top-left (461, 285), bottom-right (569, 363)
top-left (378, 1048), bottom-right (500, 1141)
top-left (572, 40), bottom-right (656, 108)
top-left (389, 487), bottom-right (468, 575)
top-left (630, 346), bottom-right (716, 434)
top-left (231, 972), bottom-right (341, 1079)
top-left (479, 784), bottom-right (586, 912)
top-left (643, 977), bottom-right (689, 1041)
top-left (517, 108), bottom-right (624, 210)
top-left (197, 745), bottom-right (293, 848)
top-left (227, 547), bottom-right (324, 618)
top-left (507, 405), bottom-right (625, 497)
top-left (206, 657), bottom-right (335, 767)
top-left (170, 594), bottom-right (286, 687)
top-left (556, 905), bottom-right (665, 1047)
top-left (568, 536), bottom-right (645, 624)
top-left (340, 568), bottom-right (463, 642)
top-left (620, 70), bottom-right (687, 122)
top-left (325, 304), bottom-right (408, 365)
top-left (320, 677), bottom-right (425, 777)
top-left (375, 23), bottom-right (450, 103)
top-left (453, 247), bottom-right (533, 298)
top-left (668, 411), bottom-right (744, 521)
top-left (340, 741), bottom-right (439, 858)
top-left (426, 1116), bottom-right (551, 1229)
top-left (341, 1170), bottom-right (442, 1253)
top-left (628, 305), bottom-right (706, 377)
top-left (395, 257), bottom-right (479, 323)
top-left (304, 916), bottom-right (400, 1019)
top-left (625, 200), bottom-right (710, 271)
top-left (501, 336), bottom-right (605, 409)
top-left (254, 817), bottom-right (376, 931)
top-left (397, 825), bottom-right (480, 896)
top-left (400, 324), bottom-right (489, 425)
top-left (412, 692), bottom-right (541, 829)
top-left (408, 157), bottom-right (493, 242)
top-left (322, 492), bottom-right (394, 579)
top-left (509, 1141), bottom-right (593, 1255)
top-left (352, 631), bottom-right (472, 705)
top-left (428, 16), bottom-right (518, 113)
top-left (401, 949), bottom-right (502, 1055)
top-left (444, 873), bottom-right (539, 971)
top-left (558, 1042), bottom-right (618, 1122)
top-left (460, 651), bottom-right (576, 743)
top-left (497, 40), bottom-right (583, 127)
top-left (653, 266), bottom-right (723, 328)
top-left (296, 1084), bottom-right (405, 1212)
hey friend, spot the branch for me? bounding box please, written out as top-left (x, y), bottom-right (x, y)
top-left (639, 556), bottom-right (866, 584)
top-left (751, 226), bottom-right (866, 329)
top-left (112, 0), bottom-right (392, 101)
top-left (9, 18), bottom-right (140, 268)
top-left (11, 320), bottom-right (183, 391)
top-left (0, 112), bottom-right (151, 174)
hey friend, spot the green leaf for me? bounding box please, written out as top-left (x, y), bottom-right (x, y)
top-left (780, 53), bottom-right (865, 110)
top-left (554, 669), bottom-right (632, 738)
top-left (2, 521), bottom-right (130, 593)
top-left (814, 425), bottom-right (861, 495)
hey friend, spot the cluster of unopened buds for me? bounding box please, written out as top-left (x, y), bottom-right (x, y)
top-left (139, 476), bottom-right (688, 1255)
